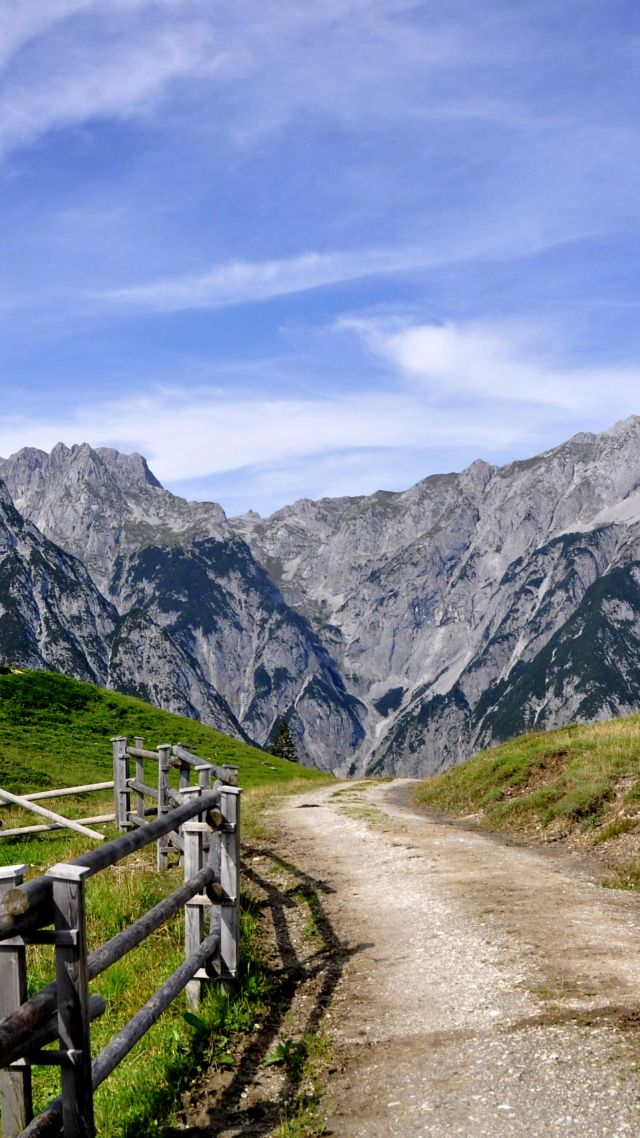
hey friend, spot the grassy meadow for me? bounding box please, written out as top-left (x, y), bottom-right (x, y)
top-left (416, 713), bottom-right (640, 884)
top-left (0, 669), bottom-right (332, 1137)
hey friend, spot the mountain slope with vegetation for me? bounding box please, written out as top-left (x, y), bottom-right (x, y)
top-left (0, 445), bottom-right (366, 771)
top-left (0, 668), bottom-right (324, 799)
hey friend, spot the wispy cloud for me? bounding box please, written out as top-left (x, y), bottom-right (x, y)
top-left (2, 1), bottom-right (640, 521)
top-left (0, 2), bottom-right (581, 160)
top-left (0, 2), bottom-right (94, 71)
top-left (2, 315), bottom-right (640, 514)
top-left (102, 248), bottom-right (429, 311)
top-left (0, 2), bottom-right (216, 157)
top-left (2, 0), bottom-right (637, 326)
top-left (99, 220), bottom-right (606, 314)
top-left (0, 388), bottom-right (478, 482)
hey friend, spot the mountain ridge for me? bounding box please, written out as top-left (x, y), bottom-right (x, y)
top-left (3, 415), bottom-right (640, 774)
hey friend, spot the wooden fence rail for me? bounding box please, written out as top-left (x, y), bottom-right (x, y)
top-left (0, 769), bottom-right (242, 1138)
top-left (0, 784), bottom-right (115, 842)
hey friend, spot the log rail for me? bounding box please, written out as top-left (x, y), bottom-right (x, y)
top-left (0, 763), bottom-right (241, 1138)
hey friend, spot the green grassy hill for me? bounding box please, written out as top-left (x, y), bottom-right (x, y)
top-left (0, 667), bottom-right (327, 796)
top-left (416, 713), bottom-right (640, 885)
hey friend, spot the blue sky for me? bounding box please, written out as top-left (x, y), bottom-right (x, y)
top-left (1, 0), bottom-right (640, 516)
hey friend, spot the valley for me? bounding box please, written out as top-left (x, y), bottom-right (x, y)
top-left (4, 674), bottom-right (640, 1134)
top-left (4, 416), bottom-right (640, 776)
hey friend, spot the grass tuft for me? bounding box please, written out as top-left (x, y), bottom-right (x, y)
top-left (602, 861), bottom-right (640, 891)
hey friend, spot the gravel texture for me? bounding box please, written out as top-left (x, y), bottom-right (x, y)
top-left (275, 780), bottom-right (640, 1137)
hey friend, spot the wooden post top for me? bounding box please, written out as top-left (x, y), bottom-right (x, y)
top-left (0, 865), bottom-right (28, 881)
top-left (45, 864), bottom-right (92, 882)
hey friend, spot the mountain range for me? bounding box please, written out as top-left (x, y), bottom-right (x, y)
top-left (2, 416), bottom-right (640, 776)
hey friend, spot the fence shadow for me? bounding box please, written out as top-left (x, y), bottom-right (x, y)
top-left (165, 841), bottom-right (370, 1136)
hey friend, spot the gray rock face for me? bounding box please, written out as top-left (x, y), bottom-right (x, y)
top-left (108, 608), bottom-right (246, 738)
top-left (0, 476), bottom-right (117, 682)
top-left (110, 536), bottom-right (364, 771)
top-left (0, 473), bottom-right (246, 740)
top-left (229, 416), bottom-right (640, 772)
top-left (0, 444), bottom-right (365, 768)
top-left (5, 416), bottom-right (640, 774)
top-left (0, 442), bottom-right (229, 595)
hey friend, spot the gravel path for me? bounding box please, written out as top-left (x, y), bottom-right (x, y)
top-left (275, 780), bottom-right (640, 1137)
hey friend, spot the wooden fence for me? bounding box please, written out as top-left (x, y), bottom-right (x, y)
top-left (111, 736), bottom-right (239, 869)
top-left (0, 736), bottom-right (238, 854)
top-left (0, 751), bottom-right (242, 1138)
top-left (0, 785), bottom-right (115, 841)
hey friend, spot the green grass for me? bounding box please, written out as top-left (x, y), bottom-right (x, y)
top-left (593, 817), bottom-right (637, 844)
top-left (271, 1032), bottom-right (333, 1138)
top-left (5, 837), bottom-right (280, 1137)
top-left (416, 713), bottom-right (640, 836)
top-left (0, 668), bottom-right (328, 799)
top-left (0, 668), bottom-right (329, 866)
top-left (0, 669), bottom-right (332, 1137)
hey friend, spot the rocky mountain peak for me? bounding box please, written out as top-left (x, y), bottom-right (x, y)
top-left (95, 447), bottom-right (163, 490)
top-left (0, 443), bottom-right (229, 595)
top-left (0, 475), bottom-right (25, 550)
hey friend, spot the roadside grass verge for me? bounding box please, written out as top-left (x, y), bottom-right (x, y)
top-left (0, 669), bottom-right (333, 1137)
top-left (270, 1032), bottom-right (333, 1138)
top-left (416, 713), bottom-right (640, 841)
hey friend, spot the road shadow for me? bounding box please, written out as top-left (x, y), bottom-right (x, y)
top-left (161, 840), bottom-right (370, 1136)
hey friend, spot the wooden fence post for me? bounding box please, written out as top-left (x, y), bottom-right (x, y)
top-left (208, 809), bottom-right (222, 969)
top-left (179, 762), bottom-right (190, 796)
top-left (195, 764), bottom-right (212, 859)
top-left (0, 864), bottom-right (33, 1138)
top-left (181, 787), bottom-right (210, 1009)
top-left (133, 737), bottom-right (146, 825)
top-left (111, 736), bottom-right (130, 831)
top-left (196, 764), bottom-right (212, 792)
top-left (47, 863), bottom-right (95, 1138)
top-left (220, 786), bottom-right (242, 995)
top-left (156, 745), bottom-right (171, 870)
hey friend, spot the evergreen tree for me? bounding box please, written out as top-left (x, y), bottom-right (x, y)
top-left (268, 719), bottom-right (299, 763)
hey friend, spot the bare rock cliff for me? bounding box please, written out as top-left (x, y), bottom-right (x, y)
top-left (4, 416), bottom-right (640, 774)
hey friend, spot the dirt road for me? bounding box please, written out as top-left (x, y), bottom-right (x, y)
top-left (273, 779), bottom-right (640, 1137)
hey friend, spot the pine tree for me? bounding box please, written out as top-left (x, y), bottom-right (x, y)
top-left (268, 719), bottom-right (299, 763)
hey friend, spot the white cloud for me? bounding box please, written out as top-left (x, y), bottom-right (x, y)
top-left (0, 2), bottom-right (95, 71)
top-left (0, 1), bottom-right (561, 162)
top-left (1, 0), bottom-right (634, 322)
top-left (344, 317), bottom-right (640, 417)
top-left (99, 217), bottom-right (601, 313)
top-left (0, 384), bottom-right (534, 487)
top-left (0, 1), bottom-right (179, 73)
top-left (2, 314), bottom-right (640, 513)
